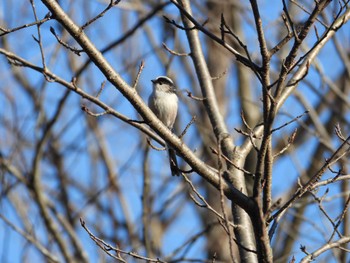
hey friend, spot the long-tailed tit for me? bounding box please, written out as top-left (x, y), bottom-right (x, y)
top-left (148, 76), bottom-right (179, 176)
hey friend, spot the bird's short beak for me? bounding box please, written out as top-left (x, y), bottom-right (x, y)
top-left (151, 79), bottom-right (156, 83)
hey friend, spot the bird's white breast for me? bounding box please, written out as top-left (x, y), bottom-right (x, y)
top-left (150, 89), bottom-right (178, 129)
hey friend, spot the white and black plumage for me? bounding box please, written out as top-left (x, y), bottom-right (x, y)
top-left (148, 76), bottom-right (179, 176)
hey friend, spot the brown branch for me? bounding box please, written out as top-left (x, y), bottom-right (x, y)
top-left (0, 48), bottom-right (165, 145)
top-left (18, 0), bottom-right (256, 220)
top-left (220, 14), bottom-right (261, 80)
top-left (216, 135), bottom-right (236, 263)
top-left (274, 0), bottom-right (332, 99)
top-left (141, 144), bottom-right (153, 258)
top-left (312, 174), bottom-right (350, 188)
top-left (30, 89), bottom-right (74, 262)
top-left (290, 0), bottom-right (331, 28)
top-left (269, 31), bottom-right (294, 55)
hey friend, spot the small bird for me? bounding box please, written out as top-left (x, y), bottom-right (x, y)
top-left (148, 76), bottom-right (179, 176)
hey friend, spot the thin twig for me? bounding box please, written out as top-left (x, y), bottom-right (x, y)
top-left (179, 115), bottom-right (196, 139)
top-left (310, 190), bottom-right (343, 239)
top-left (210, 147), bottom-right (255, 177)
top-left (74, 2), bottom-right (171, 78)
top-left (271, 111), bottom-right (309, 133)
top-left (163, 15), bottom-right (208, 31)
top-left (328, 194), bottom-right (350, 242)
top-left (273, 129), bottom-right (297, 159)
top-left (96, 81), bottom-right (106, 98)
top-left (185, 90), bottom-right (206, 101)
top-left (300, 236), bottom-right (350, 263)
top-left (133, 60), bottom-right (145, 89)
top-left (269, 135), bottom-right (350, 223)
top-left (146, 138), bottom-right (166, 151)
top-left (80, 218), bottom-right (166, 262)
top-left (162, 42), bottom-right (190, 57)
top-left (0, 13), bottom-right (51, 37)
top-left (335, 124), bottom-right (350, 144)
top-left (81, 104), bottom-right (110, 117)
top-left (50, 27), bottom-right (84, 56)
top-left (182, 174), bottom-right (236, 229)
top-left (211, 68), bottom-right (228, 80)
top-left (30, 0), bottom-right (47, 74)
top-left (0, 214), bottom-right (60, 263)
top-left (81, 0), bottom-right (121, 30)
top-left (169, 0), bottom-right (258, 71)
top-left (282, 0), bottom-right (300, 41)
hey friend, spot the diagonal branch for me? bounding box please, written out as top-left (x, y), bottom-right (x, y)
top-left (300, 236), bottom-right (350, 263)
top-left (12, 0), bottom-right (254, 212)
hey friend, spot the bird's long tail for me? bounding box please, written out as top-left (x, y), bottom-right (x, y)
top-left (168, 147), bottom-right (179, 176)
